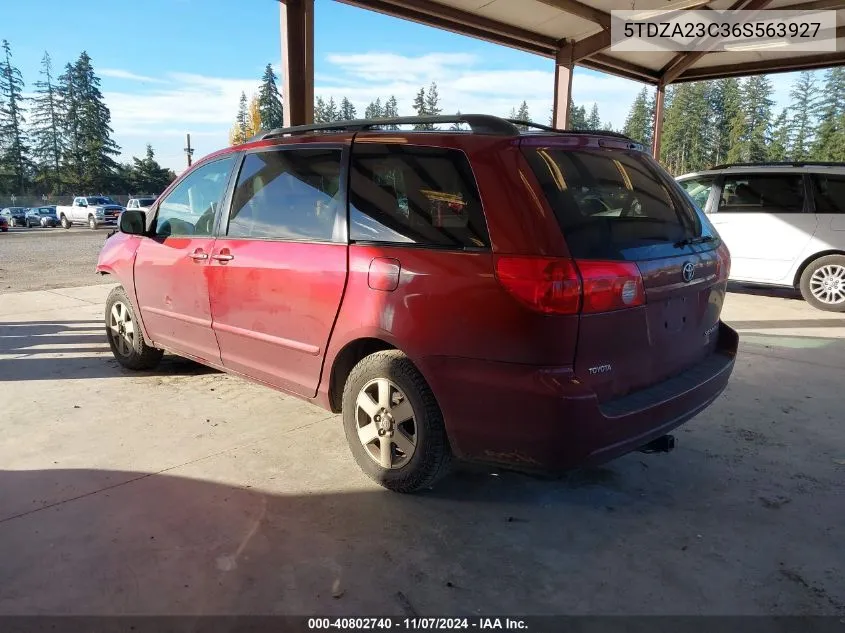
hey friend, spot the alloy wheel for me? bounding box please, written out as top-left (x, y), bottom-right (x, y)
top-left (108, 301), bottom-right (136, 357)
top-left (355, 378), bottom-right (417, 469)
top-left (809, 264), bottom-right (845, 305)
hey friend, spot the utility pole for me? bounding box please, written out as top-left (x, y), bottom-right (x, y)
top-left (184, 133), bottom-right (194, 168)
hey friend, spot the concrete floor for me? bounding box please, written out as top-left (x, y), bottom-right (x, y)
top-left (0, 284), bottom-right (843, 615)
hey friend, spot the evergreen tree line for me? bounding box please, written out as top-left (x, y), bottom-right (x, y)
top-left (622, 69), bottom-right (845, 175)
top-left (229, 77), bottom-right (615, 141)
top-left (0, 40), bottom-right (175, 196)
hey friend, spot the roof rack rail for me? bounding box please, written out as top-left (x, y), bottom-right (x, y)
top-left (249, 114), bottom-right (521, 142)
top-left (712, 161), bottom-right (845, 169)
top-left (506, 119), bottom-right (640, 144)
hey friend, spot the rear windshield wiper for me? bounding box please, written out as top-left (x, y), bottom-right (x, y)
top-left (674, 235), bottom-right (714, 249)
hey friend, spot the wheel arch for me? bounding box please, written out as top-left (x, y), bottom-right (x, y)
top-left (327, 337), bottom-right (400, 413)
top-left (793, 249), bottom-right (845, 288)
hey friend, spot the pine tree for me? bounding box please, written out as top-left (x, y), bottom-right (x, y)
top-left (768, 109), bottom-right (791, 162)
top-left (383, 95), bottom-right (399, 129)
top-left (709, 78), bottom-right (741, 166)
top-left (811, 68), bottom-right (845, 160)
top-left (314, 96), bottom-right (327, 123)
top-left (730, 75), bottom-right (774, 163)
top-left (0, 39), bottom-right (29, 192)
top-left (132, 145), bottom-right (176, 194)
top-left (568, 100), bottom-right (587, 129)
top-left (586, 103), bottom-right (601, 130)
top-left (257, 63), bottom-right (283, 130)
top-left (339, 97), bottom-right (356, 121)
top-left (247, 94), bottom-right (261, 138)
top-left (787, 71), bottom-right (819, 161)
top-left (57, 61), bottom-right (83, 189)
top-left (450, 111), bottom-right (463, 131)
top-left (364, 98), bottom-right (383, 119)
top-left (660, 82), bottom-right (711, 175)
top-left (323, 97), bottom-right (338, 122)
top-left (412, 87), bottom-right (428, 129)
top-left (229, 92), bottom-right (249, 145)
top-left (623, 87), bottom-right (653, 146)
top-left (30, 52), bottom-right (64, 192)
top-left (425, 82), bottom-right (441, 118)
top-left (72, 52), bottom-right (120, 192)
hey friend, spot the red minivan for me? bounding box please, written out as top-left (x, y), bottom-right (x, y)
top-left (98, 115), bottom-right (737, 493)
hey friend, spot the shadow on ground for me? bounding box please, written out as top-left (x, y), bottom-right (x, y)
top-left (0, 319), bottom-right (217, 380)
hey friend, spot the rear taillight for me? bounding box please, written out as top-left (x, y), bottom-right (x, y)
top-left (494, 256), bottom-right (645, 315)
top-left (577, 260), bottom-right (645, 314)
top-left (494, 256), bottom-right (581, 314)
top-left (715, 242), bottom-right (731, 282)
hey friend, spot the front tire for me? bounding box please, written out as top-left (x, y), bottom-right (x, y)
top-left (9, 218), bottom-right (16, 228)
top-left (60, 215), bottom-right (70, 229)
top-left (342, 350), bottom-right (451, 493)
top-left (88, 215), bottom-right (97, 230)
top-left (105, 286), bottom-right (163, 370)
top-left (799, 255), bottom-right (845, 312)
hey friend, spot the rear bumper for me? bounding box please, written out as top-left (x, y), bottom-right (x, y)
top-left (422, 322), bottom-right (738, 471)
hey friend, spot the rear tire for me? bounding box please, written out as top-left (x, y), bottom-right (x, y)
top-left (60, 215), bottom-right (70, 229)
top-left (105, 286), bottom-right (163, 370)
top-left (341, 350), bottom-right (452, 493)
top-left (799, 255), bottom-right (845, 312)
top-left (9, 218), bottom-right (16, 228)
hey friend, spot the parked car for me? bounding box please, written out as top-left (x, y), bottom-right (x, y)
top-left (126, 197), bottom-right (157, 213)
top-left (56, 196), bottom-right (124, 230)
top-left (98, 114), bottom-right (737, 493)
top-left (26, 206), bottom-right (60, 228)
top-left (0, 215), bottom-right (8, 232)
top-left (1, 207), bottom-right (28, 227)
top-left (678, 162), bottom-right (845, 312)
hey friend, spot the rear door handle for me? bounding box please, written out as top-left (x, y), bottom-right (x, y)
top-left (211, 251), bottom-right (234, 262)
top-left (188, 249), bottom-right (208, 261)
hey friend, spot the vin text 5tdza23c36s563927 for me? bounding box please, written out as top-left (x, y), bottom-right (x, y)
top-left (97, 114), bottom-right (738, 493)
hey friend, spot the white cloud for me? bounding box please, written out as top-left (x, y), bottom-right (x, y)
top-left (99, 68), bottom-right (167, 83)
top-left (99, 55), bottom-right (809, 172)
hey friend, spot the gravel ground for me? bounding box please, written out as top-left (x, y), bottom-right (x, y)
top-left (0, 227), bottom-right (116, 294)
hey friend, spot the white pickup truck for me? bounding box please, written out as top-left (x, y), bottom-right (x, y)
top-left (57, 196), bottom-right (124, 230)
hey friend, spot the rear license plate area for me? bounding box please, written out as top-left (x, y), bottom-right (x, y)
top-left (662, 297), bottom-right (688, 333)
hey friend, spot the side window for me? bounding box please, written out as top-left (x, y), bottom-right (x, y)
top-left (678, 176), bottom-right (714, 210)
top-left (155, 156), bottom-right (236, 237)
top-left (349, 144), bottom-right (489, 248)
top-left (227, 148), bottom-right (342, 241)
top-left (811, 174), bottom-right (845, 214)
top-left (718, 174), bottom-right (805, 213)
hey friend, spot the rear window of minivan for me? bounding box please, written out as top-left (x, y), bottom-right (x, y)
top-left (522, 147), bottom-right (702, 260)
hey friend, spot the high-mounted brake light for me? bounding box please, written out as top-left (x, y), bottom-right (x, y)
top-left (494, 256), bottom-right (646, 315)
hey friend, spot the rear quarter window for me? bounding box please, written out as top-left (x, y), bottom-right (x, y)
top-left (522, 147), bottom-right (702, 260)
top-left (349, 144), bottom-right (489, 249)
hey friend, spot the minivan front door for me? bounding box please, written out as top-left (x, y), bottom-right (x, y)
top-left (207, 146), bottom-right (348, 397)
top-left (133, 155), bottom-right (237, 364)
top-left (708, 173), bottom-right (817, 283)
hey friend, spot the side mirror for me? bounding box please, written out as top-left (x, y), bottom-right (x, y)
top-left (119, 209), bottom-right (146, 235)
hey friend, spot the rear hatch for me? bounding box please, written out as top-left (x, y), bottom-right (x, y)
top-left (520, 136), bottom-right (729, 401)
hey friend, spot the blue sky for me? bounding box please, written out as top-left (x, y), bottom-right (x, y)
top-left (5, 0), bottom-right (802, 172)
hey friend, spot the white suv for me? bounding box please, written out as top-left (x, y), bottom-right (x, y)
top-left (677, 163), bottom-right (845, 312)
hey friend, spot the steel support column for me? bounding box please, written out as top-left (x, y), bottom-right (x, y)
top-left (553, 46), bottom-right (574, 129)
top-left (652, 83), bottom-right (665, 159)
top-left (281, 0), bottom-right (314, 127)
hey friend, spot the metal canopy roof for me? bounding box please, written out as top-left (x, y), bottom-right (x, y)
top-left (336, 0), bottom-right (845, 84)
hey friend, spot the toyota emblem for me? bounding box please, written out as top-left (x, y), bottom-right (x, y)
top-left (682, 262), bottom-right (695, 283)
